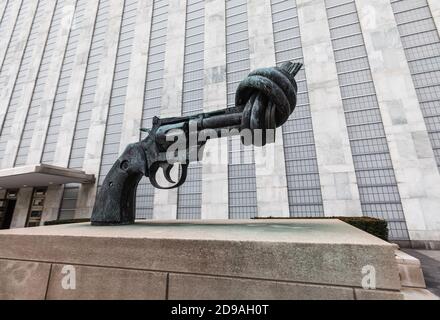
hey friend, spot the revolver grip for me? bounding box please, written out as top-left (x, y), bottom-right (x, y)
top-left (91, 142), bottom-right (146, 225)
top-left (148, 162), bottom-right (189, 190)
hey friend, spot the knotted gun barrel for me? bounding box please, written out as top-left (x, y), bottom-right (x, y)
top-left (91, 61), bottom-right (302, 225)
top-left (237, 61), bottom-right (301, 145)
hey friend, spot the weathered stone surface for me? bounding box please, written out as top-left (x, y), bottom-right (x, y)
top-left (41, 185), bottom-right (65, 225)
top-left (0, 219), bottom-right (401, 291)
top-left (395, 250), bottom-right (426, 288)
top-left (296, 0), bottom-right (362, 217)
top-left (398, 264), bottom-right (427, 289)
top-left (9, 187), bottom-right (33, 229)
top-left (0, 259), bottom-right (51, 300)
top-left (0, 2), bottom-right (21, 75)
top-left (168, 273), bottom-right (354, 300)
top-left (46, 264), bottom-right (167, 300)
top-left (402, 249), bottom-right (440, 297)
top-left (427, 0), bottom-right (440, 37)
top-left (355, 289), bottom-right (403, 300)
top-left (401, 288), bottom-right (440, 300)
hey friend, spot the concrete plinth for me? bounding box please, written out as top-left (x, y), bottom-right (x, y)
top-left (0, 219), bottom-right (403, 299)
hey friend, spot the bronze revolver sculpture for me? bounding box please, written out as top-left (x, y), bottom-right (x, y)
top-left (91, 61), bottom-right (302, 225)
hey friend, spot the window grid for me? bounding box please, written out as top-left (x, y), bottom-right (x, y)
top-left (226, 0), bottom-right (258, 219)
top-left (391, 0), bottom-right (440, 171)
top-left (41, 0), bottom-right (88, 164)
top-left (0, 0), bottom-right (48, 167)
top-left (99, 0), bottom-right (139, 187)
top-left (0, 0), bottom-right (20, 68)
top-left (59, 0), bottom-right (115, 217)
top-left (58, 185), bottom-right (79, 220)
top-left (177, 0), bottom-right (205, 220)
top-left (326, 0), bottom-right (409, 241)
top-left (0, 0), bottom-right (28, 74)
top-left (271, 0), bottom-right (324, 217)
top-left (136, 0), bottom-right (169, 220)
top-left (15, 0), bottom-right (69, 166)
top-left (68, 0), bottom-right (111, 171)
top-left (0, 0), bottom-right (8, 27)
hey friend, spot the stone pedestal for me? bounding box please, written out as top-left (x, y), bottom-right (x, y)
top-left (0, 219), bottom-right (403, 299)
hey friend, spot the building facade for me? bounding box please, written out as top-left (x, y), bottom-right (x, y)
top-left (0, 0), bottom-right (439, 246)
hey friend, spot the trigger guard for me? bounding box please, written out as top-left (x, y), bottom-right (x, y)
top-left (162, 163), bottom-right (175, 184)
top-left (148, 163), bottom-right (188, 189)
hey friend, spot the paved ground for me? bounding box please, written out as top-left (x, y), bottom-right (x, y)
top-left (403, 249), bottom-right (440, 297)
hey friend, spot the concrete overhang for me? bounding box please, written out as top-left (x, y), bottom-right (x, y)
top-left (0, 164), bottom-right (95, 189)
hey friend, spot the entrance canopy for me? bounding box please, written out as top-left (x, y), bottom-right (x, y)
top-left (0, 164), bottom-right (95, 189)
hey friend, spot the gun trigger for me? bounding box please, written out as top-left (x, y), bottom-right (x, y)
top-left (148, 162), bottom-right (160, 189)
top-left (176, 163), bottom-right (188, 188)
top-left (161, 163), bottom-right (175, 184)
top-left (148, 162), bottom-right (182, 189)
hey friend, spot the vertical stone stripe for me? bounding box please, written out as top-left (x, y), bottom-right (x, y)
top-left (135, 0), bottom-right (170, 220)
top-left (0, 1), bottom-right (8, 23)
top-left (26, 1), bottom-right (77, 223)
top-left (201, 0), bottom-right (228, 219)
top-left (325, 0), bottom-right (409, 240)
top-left (40, 0), bottom-right (91, 164)
top-left (10, 187), bottom-right (33, 229)
top-left (0, 0), bottom-right (48, 168)
top-left (52, 0), bottom-right (103, 167)
top-left (40, 185), bottom-right (64, 224)
top-left (176, 0), bottom-right (205, 220)
top-left (158, 0), bottom-right (187, 118)
top-left (1, 0), bottom-right (58, 169)
top-left (225, 0), bottom-right (258, 219)
top-left (296, 0), bottom-right (362, 217)
top-left (58, 0), bottom-right (114, 219)
top-left (38, 0), bottom-right (100, 220)
top-left (67, 0), bottom-right (113, 170)
top-left (390, 1), bottom-right (440, 171)
top-left (247, 0), bottom-right (289, 217)
top-left (119, 0), bottom-right (153, 151)
top-left (0, 0), bottom-right (22, 72)
top-left (356, 0), bottom-right (440, 241)
top-left (0, 0), bottom-right (39, 140)
top-left (427, 0), bottom-right (440, 36)
top-left (152, 0), bottom-right (187, 220)
top-left (75, 0), bottom-right (126, 218)
top-left (270, 0), bottom-right (325, 217)
top-left (26, 0), bottom-right (77, 165)
top-left (15, 0), bottom-right (72, 166)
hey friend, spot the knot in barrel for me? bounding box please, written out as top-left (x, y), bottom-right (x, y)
top-left (235, 62), bottom-right (302, 141)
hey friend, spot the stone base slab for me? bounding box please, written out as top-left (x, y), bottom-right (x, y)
top-left (0, 219), bottom-right (404, 299)
top-left (395, 250), bottom-right (426, 288)
top-left (401, 288), bottom-right (440, 300)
